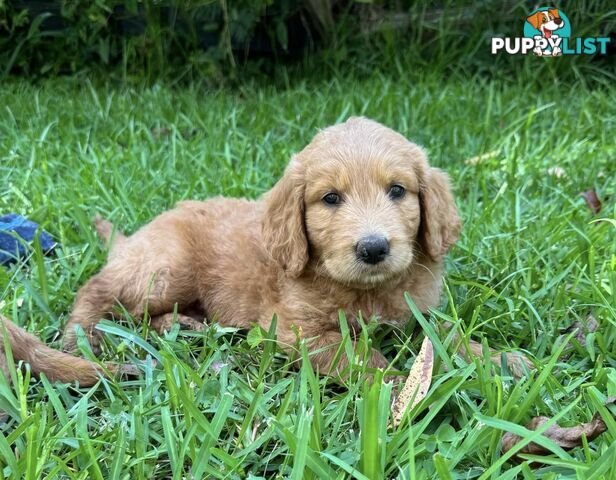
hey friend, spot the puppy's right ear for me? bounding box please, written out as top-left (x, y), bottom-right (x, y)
top-left (262, 158), bottom-right (309, 277)
top-left (418, 168), bottom-right (461, 261)
top-left (527, 12), bottom-right (542, 30)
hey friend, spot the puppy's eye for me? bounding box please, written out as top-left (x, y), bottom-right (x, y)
top-left (388, 184), bottom-right (406, 200)
top-left (322, 192), bottom-right (341, 205)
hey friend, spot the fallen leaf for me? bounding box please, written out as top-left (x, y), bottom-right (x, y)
top-left (564, 314), bottom-right (599, 348)
top-left (580, 190), bottom-right (602, 214)
top-left (210, 360), bottom-right (228, 374)
top-left (151, 126), bottom-right (172, 139)
top-left (116, 363), bottom-right (142, 377)
top-left (442, 321), bottom-right (534, 378)
top-left (392, 336), bottom-right (433, 426)
top-left (465, 150), bottom-right (499, 166)
top-left (561, 314), bottom-right (599, 360)
top-left (502, 398), bottom-right (616, 460)
top-left (547, 166), bottom-right (566, 178)
top-left (116, 359), bottom-right (157, 377)
top-left (466, 341), bottom-right (534, 378)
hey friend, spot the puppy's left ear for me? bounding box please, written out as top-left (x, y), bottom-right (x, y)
top-left (261, 158), bottom-right (309, 277)
top-left (419, 168), bottom-right (461, 261)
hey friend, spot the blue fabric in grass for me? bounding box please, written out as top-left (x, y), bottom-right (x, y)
top-left (0, 214), bottom-right (58, 265)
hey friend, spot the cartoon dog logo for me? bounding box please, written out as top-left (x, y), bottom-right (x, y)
top-left (526, 8), bottom-right (565, 56)
top-left (492, 8), bottom-right (610, 57)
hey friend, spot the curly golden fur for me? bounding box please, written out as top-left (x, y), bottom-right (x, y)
top-left (1, 117), bottom-right (464, 385)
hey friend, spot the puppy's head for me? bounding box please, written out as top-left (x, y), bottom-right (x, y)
top-left (262, 117), bottom-right (460, 287)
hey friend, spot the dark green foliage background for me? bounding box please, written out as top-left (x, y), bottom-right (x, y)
top-left (1, 1), bottom-right (614, 83)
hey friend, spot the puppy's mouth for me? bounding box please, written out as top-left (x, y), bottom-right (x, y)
top-left (340, 253), bottom-right (413, 288)
top-left (356, 260), bottom-right (398, 282)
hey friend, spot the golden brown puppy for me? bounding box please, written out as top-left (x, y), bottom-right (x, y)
top-left (63, 117), bottom-right (460, 376)
top-left (1, 117), bottom-right (465, 384)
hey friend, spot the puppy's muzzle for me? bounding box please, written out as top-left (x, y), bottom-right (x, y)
top-left (554, 17), bottom-right (563, 26)
top-left (356, 235), bottom-right (390, 265)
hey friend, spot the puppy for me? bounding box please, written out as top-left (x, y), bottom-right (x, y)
top-left (527, 9), bottom-right (564, 56)
top-left (0, 118), bottom-right (460, 386)
top-left (62, 117), bottom-right (461, 378)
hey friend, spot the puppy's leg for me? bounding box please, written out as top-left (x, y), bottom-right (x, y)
top-left (63, 267), bottom-right (197, 353)
top-left (63, 225), bottom-right (199, 353)
top-left (149, 313), bottom-right (204, 335)
top-left (62, 271), bottom-right (118, 354)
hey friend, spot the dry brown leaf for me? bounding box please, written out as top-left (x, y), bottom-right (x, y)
top-left (465, 150), bottom-right (499, 166)
top-left (392, 336), bottom-right (433, 426)
top-left (442, 320), bottom-right (534, 378)
top-left (151, 126), bottom-right (172, 139)
top-left (547, 166), bottom-right (566, 178)
top-left (0, 341), bottom-right (7, 422)
top-left (502, 398), bottom-right (616, 460)
top-left (562, 314), bottom-right (599, 361)
top-left (581, 190), bottom-right (602, 214)
top-left (465, 341), bottom-right (534, 378)
top-left (116, 363), bottom-right (144, 377)
top-left (116, 359), bottom-right (157, 378)
top-left (564, 314), bottom-right (599, 348)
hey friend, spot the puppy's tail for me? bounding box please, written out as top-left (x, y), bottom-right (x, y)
top-left (0, 315), bottom-right (113, 386)
top-left (94, 214), bottom-right (127, 252)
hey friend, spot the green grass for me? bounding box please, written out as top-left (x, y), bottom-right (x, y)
top-left (0, 71), bottom-right (614, 479)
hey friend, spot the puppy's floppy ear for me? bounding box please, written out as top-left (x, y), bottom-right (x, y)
top-left (527, 12), bottom-right (542, 30)
top-left (262, 158), bottom-right (308, 277)
top-left (548, 8), bottom-right (560, 19)
top-left (419, 168), bottom-right (461, 261)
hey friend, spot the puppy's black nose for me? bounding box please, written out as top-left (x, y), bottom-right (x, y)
top-left (356, 235), bottom-right (390, 265)
top-left (554, 17), bottom-right (562, 25)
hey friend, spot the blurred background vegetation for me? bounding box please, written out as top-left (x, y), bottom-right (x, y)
top-left (1, 0), bottom-right (614, 84)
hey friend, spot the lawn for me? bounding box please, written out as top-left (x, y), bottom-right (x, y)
top-left (0, 72), bottom-right (614, 479)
